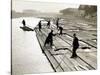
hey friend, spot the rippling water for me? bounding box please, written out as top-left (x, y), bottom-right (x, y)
top-left (12, 17), bottom-right (54, 75)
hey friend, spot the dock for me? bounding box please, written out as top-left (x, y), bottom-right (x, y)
top-left (35, 24), bottom-right (97, 72)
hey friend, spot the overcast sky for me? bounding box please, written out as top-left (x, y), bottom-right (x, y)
top-left (12, 0), bottom-right (80, 13)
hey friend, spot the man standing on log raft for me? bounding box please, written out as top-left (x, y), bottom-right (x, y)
top-left (47, 20), bottom-right (50, 28)
top-left (44, 30), bottom-right (55, 48)
top-left (22, 19), bottom-right (26, 27)
top-left (58, 26), bottom-right (63, 35)
top-left (38, 21), bottom-right (42, 31)
top-left (56, 18), bottom-right (59, 29)
top-left (71, 33), bottom-right (79, 58)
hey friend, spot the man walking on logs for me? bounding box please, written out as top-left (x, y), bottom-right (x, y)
top-left (22, 19), bottom-right (26, 27)
top-left (71, 33), bottom-right (79, 58)
top-left (56, 18), bottom-right (59, 29)
top-left (44, 30), bottom-right (54, 48)
top-left (47, 20), bottom-right (50, 28)
top-left (38, 21), bottom-right (42, 31)
top-left (58, 26), bottom-right (63, 35)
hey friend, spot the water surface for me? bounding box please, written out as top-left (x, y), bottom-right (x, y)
top-left (12, 17), bottom-right (54, 75)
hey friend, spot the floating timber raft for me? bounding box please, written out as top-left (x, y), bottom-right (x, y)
top-left (20, 26), bottom-right (34, 31)
top-left (35, 26), bottom-right (97, 72)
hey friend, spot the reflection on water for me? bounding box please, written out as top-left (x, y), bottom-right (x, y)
top-left (12, 17), bottom-right (53, 75)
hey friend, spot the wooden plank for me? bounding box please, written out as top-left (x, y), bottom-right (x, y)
top-left (54, 51), bottom-right (78, 71)
top-left (77, 52), bottom-right (97, 69)
top-left (57, 49), bottom-right (89, 71)
top-left (86, 40), bottom-right (97, 48)
top-left (64, 51), bottom-right (91, 70)
top-left (54, 55), bottom-right (74, 71)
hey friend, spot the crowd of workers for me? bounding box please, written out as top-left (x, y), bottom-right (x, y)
top-left (22, 18), bottom-right (79, 58)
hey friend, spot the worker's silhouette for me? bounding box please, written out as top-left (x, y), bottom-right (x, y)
top-left (58, 26), bottom-right (63, 35)
top-left (56, 18), bottom-right (59, 29)
top-left (47, 20), bottom-right (50, 28)
top-left (71, 33), bottom-right (79, 58)
top-left (22, 19), bottom-right (26, 27)
top-left (38, 21), bottom-right (42, 31)
top-left (44, 30), bottom-right (54, 47)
